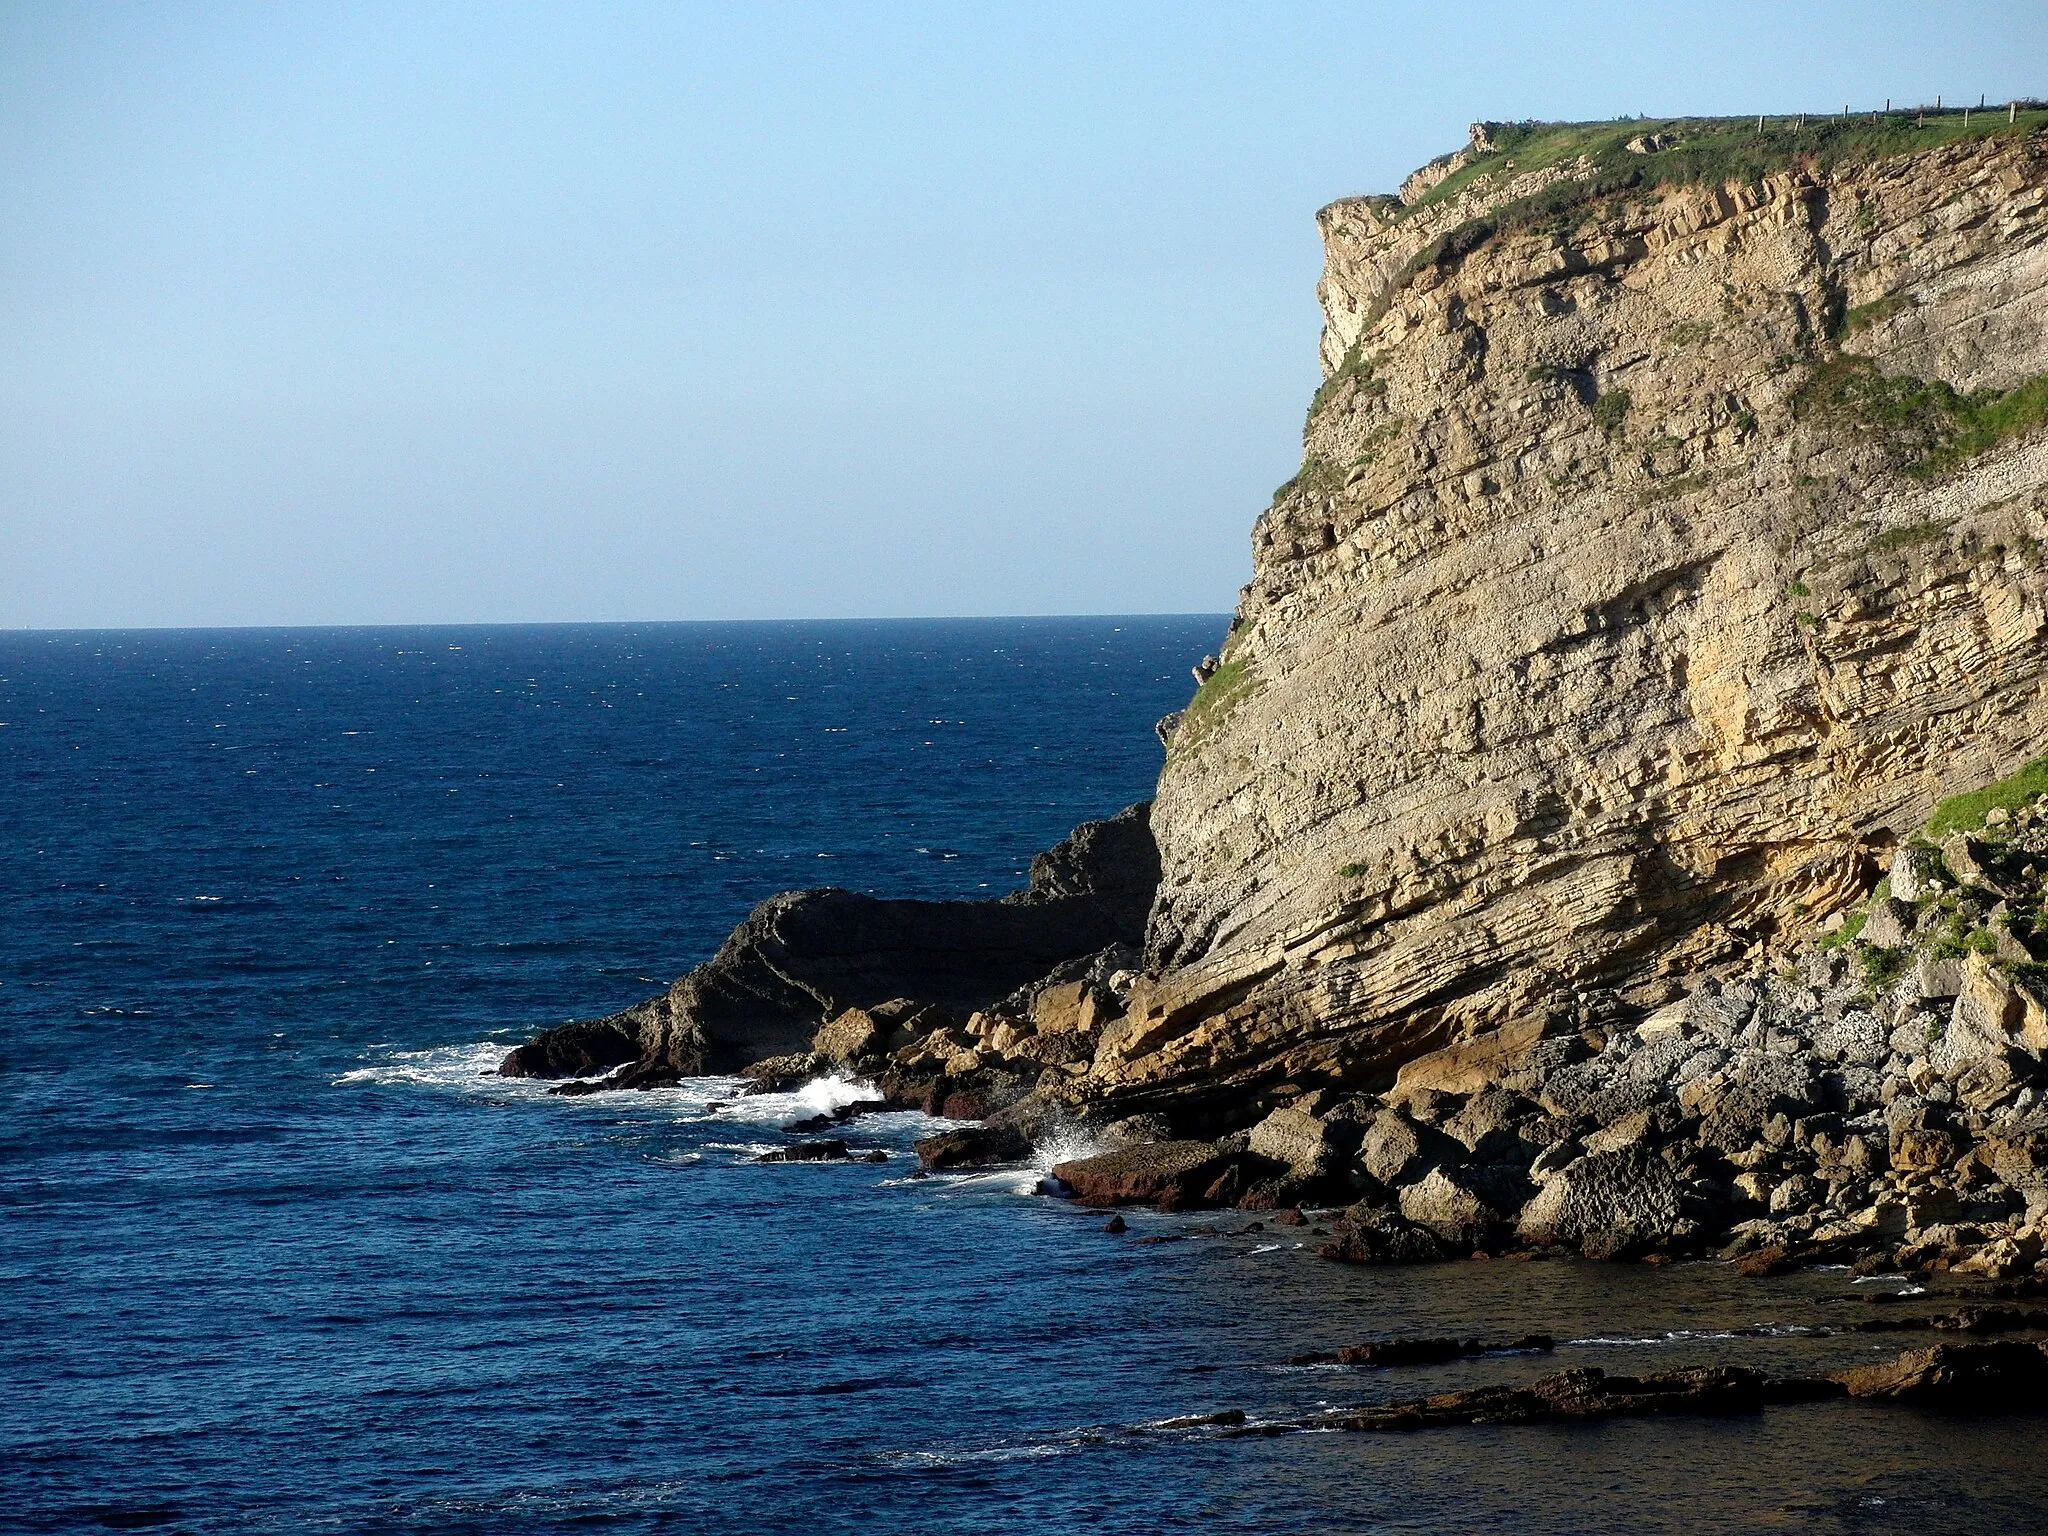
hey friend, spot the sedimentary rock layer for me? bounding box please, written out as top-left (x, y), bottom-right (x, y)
top-left (1090, 121), bottom-right (2048, 1114)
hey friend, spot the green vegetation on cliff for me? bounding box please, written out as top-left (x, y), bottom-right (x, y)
top-left (1794, 357), bottom-right (2048, 480)
top-left (1409, 107), bottom-right (2048, 216)
top-left (1926, 757), bottom-right (2048, 837)
top-left (1173, 657), bottom-right (1254, 755)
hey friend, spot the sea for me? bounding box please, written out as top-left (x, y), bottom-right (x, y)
top-left (8, 617), bottom-right (2048, 1535)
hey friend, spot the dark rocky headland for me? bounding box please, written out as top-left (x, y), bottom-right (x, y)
top-left (506, 111), bottom-right (2048, 1287)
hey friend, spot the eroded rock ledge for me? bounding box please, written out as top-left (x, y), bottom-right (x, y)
top-left (501, 801), bottom-right (1157, 1081)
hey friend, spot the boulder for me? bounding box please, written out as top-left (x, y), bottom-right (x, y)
top-left (913, 1123), bottom-right (1032, 1170)
top-left (1013, 1031), bottom-right (1095, 1067)
top-left (1443, 1087), bottom-right (1540, 1161)
top-left (1981, 1131), bottom-right (2048, 1192)
top-left (1033, 981), bottom-right (1108, 1037)
top-left (1891, 1122), bottom-right (1962, 1174)
top-left (1917, 954), bottom-right (1967, 1001)
top-left (1317, 1204), bottom-right (1447, 1264)
top-left (814, 1007), bottom-right (885, 1066)
top-left (759, 1139), bottom-right (850, 1163)
top-left (1861, 897), bottom-right (1916, 951)
top-left (1397, 1167), bottom-right (1505, 1248)
top-left (1892, 842), bottom-right (1947, 903)
top-left (1941, 831), bottom-right (2010, 897)
top-left (1515, 1147), bottom-right (1685, 1256)
top-left (1952, 1233), bottom-right (2044, 1279)
top-left (498, 1017), bottom-right (640, 1079)
top-left (1698, 1053), bottom-right (1822, 1150)
top-left (1541, 1061), bottom-right (1659, 1125)
top-left (1248, 1106), bottom-right (1349, 1179)
top-left (1938, 956), bottom-right (2027, 1075)
top-left (1359, 1108), bottom-right (1442, 1186)
top-left (1050, 1140), bottom-right (1233, 1207)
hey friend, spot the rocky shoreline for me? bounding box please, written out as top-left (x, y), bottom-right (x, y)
top-left (506, 780), bottom-right (2048, 1292)
top-left (1014, 787), bottom-right (2048, 1284)
top-left (500, 119), bottom-right (2048, 1307)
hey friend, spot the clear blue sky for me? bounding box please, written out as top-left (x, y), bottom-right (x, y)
top-left (4, 2), bottom-right (2042, 628)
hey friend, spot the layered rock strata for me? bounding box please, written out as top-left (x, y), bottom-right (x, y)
top-left (1104, 118), bottom-right (2048, 1119)
top-left (506, 117), bottom-right (2048, 1275)
top-left (991, 789), bottom-right (2048, 1280)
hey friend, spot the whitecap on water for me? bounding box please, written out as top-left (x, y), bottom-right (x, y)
top-left (706, 1071), bottom-right (881, 1128)
top-left (334, 1039), bottom-right (522, 1090)
top-left (1566, 1325), bottom-right (1824, 1347)
top-left (335, 1042), bottom-right (758, 1119)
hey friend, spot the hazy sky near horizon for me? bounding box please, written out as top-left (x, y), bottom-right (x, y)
top-left (5, 3), bottom-right (2044, 628)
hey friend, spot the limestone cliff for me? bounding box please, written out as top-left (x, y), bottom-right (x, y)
top-left (1070, 113), bottom-right (2048, 1122)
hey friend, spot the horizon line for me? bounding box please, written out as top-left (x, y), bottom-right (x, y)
top-left (1, 611), bottom-right (1235, 638)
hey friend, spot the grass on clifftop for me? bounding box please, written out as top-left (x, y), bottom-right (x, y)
top-left (1925, 758), bottom-right (2048, 838)
top-left (1407, 106), bottom-right (2048, 217)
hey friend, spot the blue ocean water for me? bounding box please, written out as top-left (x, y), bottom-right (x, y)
top-left (8, 617), bottom-right (2048, 1536)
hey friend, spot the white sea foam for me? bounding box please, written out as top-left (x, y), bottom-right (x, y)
top-left (334, 1039), bottom-right (523, 1090)
top-left (1566, 1325), bottom-right (1822, 1347)
top-left (1015, 1122), bottom-right (1111, 1195)
top-left (336, 1041), bottom-right (773, 1119)
top-left (707, 1071), bottom-right (881, 1129)
top-left (885, 1443), bottom-right (1078, 1468)
top-left (335, 1049), bottom-right (1070, 1187)
top-left (702, 1141), bottom-right (783, 1158)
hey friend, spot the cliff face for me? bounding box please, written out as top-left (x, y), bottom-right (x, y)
top-left (1073, 118), bottom-right (2048, 1119)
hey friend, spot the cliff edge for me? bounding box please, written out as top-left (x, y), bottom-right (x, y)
top-left (1065, 110), bottom-right (2048, 1121)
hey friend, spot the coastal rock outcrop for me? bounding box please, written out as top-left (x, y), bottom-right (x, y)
top-left (503, 801), bottom-right (1157, 1078)
top-left (1026, 769), bottom-right (2048, 1282)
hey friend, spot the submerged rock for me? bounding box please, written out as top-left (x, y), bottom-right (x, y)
top-left (1288, 1334), bottom-right (1553, 1368)
top-left (1316, 1365), bottom-right (1838, 1432)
